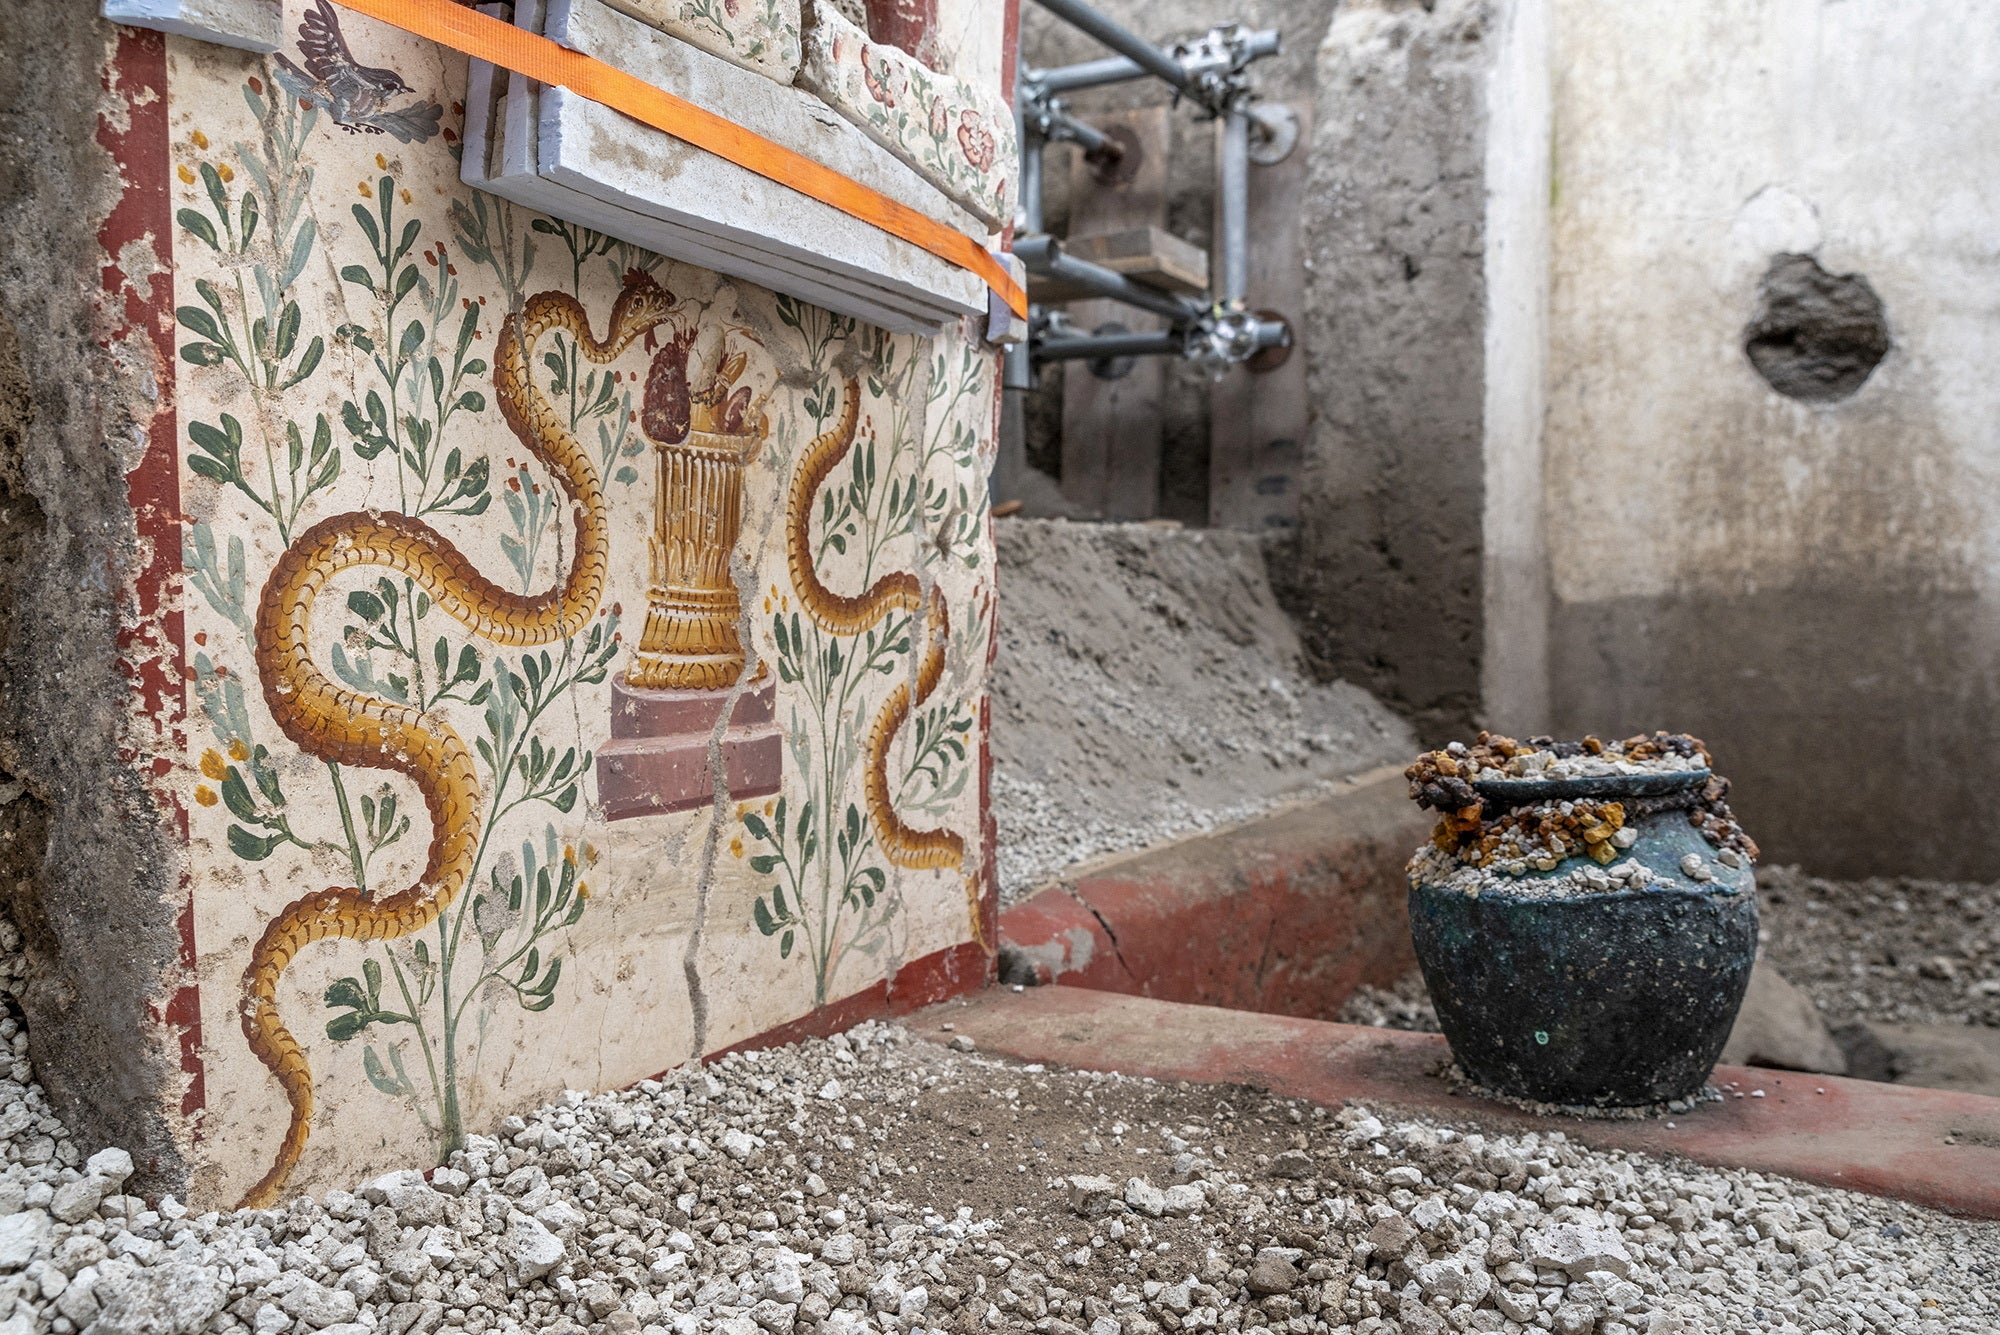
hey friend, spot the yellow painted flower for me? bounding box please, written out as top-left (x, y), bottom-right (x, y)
top-left (228, 739), bottom-right (250, 762)
top-left (191, 130), bottom-right (209, 150)
top-left (577, 881), bottom-right (591, 900)
top-left (194, 785), bottom-right (218, 807)
top-left (729, 837), bottom-right (744, 858)
top-left (216, 163), bottom-right (234, 183)
top-left (376, 153), bottom-right (388, 170)
top-left (358, 180), bottom-right (374, 198)
top-left (400, 188), bottom-right (413, 205)
top-left (199, 748), bottom-right (227, 781)
top-left (176, 164), bottom-right (195, 186)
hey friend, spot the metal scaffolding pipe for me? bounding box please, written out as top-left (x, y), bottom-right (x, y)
top-left (1029, 0), bottom-right (1192, 93)
top-left (1217, 107), bottom-right (1251, 307)
top-left (1040, 103), bottom-right (1121, 160)
top-left (1029, 55), bottom-right (1150, 96)
top-left (1018, 128), bottom-right (1045, 233)
top-left (1033, 329), bottom-right (1185, 363)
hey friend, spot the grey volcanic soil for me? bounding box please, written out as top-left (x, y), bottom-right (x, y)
top-left (988, 520), bottom-right (1414, 901)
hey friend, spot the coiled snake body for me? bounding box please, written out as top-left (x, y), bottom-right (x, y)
top-left (238, 272), bottom-right (674, 1208)
top-left (783, 377), bottom-right (989, 952)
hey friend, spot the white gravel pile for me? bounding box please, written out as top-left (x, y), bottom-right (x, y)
top-left (0, 922), bottom-right (1995, 1335)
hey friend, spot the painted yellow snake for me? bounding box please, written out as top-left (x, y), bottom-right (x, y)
top-left (238, 272), bottom-right (675, 1208)
top-left (783, 376), bottom-right (989, 953)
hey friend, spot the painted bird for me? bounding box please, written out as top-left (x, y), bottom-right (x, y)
top-left (272, 0), bottom-right (444, 144)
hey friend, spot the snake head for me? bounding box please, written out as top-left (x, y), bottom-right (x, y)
top-left (618, 269), bottom-right (679, 335)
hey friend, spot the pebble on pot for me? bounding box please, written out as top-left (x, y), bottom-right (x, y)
top-left (1404, 731), bottom-right (1761, 1106)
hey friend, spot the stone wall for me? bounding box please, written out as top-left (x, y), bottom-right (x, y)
top-left (3, 0), bottom-right (1004, 1204)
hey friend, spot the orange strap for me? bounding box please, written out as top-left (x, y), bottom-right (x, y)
top-left (334, 0), bottom-right (1027, 318)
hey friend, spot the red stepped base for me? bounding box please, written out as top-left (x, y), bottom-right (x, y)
top-left (596, 676), bottom-right (782, 821)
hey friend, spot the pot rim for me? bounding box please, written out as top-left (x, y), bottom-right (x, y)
top-left (1470, 767), bottom-right (1711, 807)
top-left (1408, 875), bottom-right (1749, 907)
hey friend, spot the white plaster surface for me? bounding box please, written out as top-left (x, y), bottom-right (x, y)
top-left (1542, 0), bottom-right (2000, 605)
top-left (1479, 0), bottom-right (1552, 735)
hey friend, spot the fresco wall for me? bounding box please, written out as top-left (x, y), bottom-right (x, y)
top-left (153, 0), bottom-right (1001, 1206)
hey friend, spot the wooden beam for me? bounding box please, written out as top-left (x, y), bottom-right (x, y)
top-left (1028, 225), bottom-right (1209, 303)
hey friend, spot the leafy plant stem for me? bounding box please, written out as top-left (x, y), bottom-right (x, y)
top-left (327, 762), bottom-right (368, 896)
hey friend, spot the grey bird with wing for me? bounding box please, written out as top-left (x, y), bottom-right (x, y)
top-left (272, 0), bottom-right (444, 144)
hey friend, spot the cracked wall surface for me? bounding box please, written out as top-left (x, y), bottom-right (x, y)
top-left (12, 0), bottom-right (1004, 1205)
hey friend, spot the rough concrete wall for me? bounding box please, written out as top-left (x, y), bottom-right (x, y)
top-left (0, 8), bottom-right (191, 1187)
top-left (1271, 0), bottom-right (1493, 744)
top-left (989, 519), bottom-right (1414, 897)
top-left (1540, 1), bottom-right (2000, 878)
top-left (1019, 0), bottom-right (1339, 521)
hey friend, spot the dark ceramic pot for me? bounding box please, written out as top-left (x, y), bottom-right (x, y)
top-left (1408, 769), bottom-right (1757, 1106)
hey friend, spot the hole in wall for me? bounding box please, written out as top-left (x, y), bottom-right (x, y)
top-left (1744, 253), bottom-right (1890, 403)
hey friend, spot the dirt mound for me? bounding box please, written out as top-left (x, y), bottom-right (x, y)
top-left (989, 519), bottom-right (1414, 899)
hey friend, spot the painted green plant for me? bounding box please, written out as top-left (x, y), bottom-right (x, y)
top-left (177, 71), bottom-right (623, 1160)
top-left (744, 307), bottom-right (986, 1004)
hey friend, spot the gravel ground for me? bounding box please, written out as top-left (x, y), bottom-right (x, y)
top-left (1336, 976), bottom-right (1440, 1036)
top-left (990, 520), bottom-right (1412, 903)
top-left (4, 909), bottom-right (2000, 1335)
top-left (1754, 865), bottom-right (2000, 1029)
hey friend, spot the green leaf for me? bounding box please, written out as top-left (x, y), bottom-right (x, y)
top-left (340, 264), bottom-right (376, 293)
top-left (219, 769), bottom-right (258, 822)
top-left (352, 202), bottom-right (381, 252)
top-left (362, 1044), bottom-right (406, 1092)
top-left (274, 302), bottom-right (302, 360)
top-left (398, 319), bottom-right (425, 360)
top-left (250, 747), bottom-right (284, 806)
top-left (753, 898), bottom-right (778, 936)
top-left (283, 216), bottom-right (316, 290)
top-left (326, 1011), bottom-right (370, 1043)
top-left (347, 589), bottom-right (386, 623)
top-left (281, 337), bottom-right (324, 391)
top-left (324, 977), bottom-right (367, 1013)
top-left (176, 305), bottom-right (224, 344)
top-left (199, 162), bottom-right (230, 233)
top-left (456, 390), bottom-right (486, 414)
top-left (748, 854), bottom-right (780, 875)
top-left (227, 825), bottom-right (283, 861)
top-left (177, 208), bottom-right (220, 251)
top-left (180, 343), bottom-right (227, 368)
top-left (742, 811), bottom-right (770, 842)
top-left (780, 929), bottom-right (794, 960)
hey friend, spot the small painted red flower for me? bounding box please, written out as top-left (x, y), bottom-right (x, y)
top-left (862, 50), bottom-right (902, 108)
top-left (957, 110), bottom-right (996, 171)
